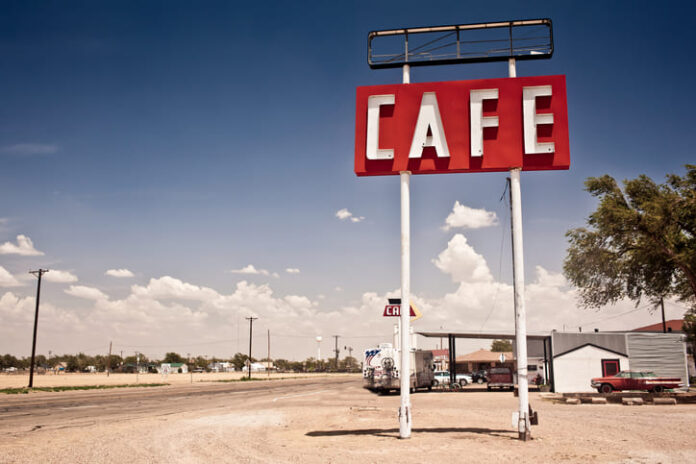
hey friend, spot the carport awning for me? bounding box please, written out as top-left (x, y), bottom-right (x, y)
top-left (417, 331), bottom-right (549, 340)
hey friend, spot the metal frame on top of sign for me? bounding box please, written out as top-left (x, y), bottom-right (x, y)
top-left (355, 19), bottom-right (569, 441)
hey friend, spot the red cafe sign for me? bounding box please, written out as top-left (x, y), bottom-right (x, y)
top-left (354, 75), bottom-right (569, 176)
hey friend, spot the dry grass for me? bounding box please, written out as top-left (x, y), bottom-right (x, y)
top-left (0, 371), bottom-right (338, 389)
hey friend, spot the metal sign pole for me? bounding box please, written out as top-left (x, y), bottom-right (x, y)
top-left (510, 168), bottom-right (530, 440)
top-left (508, 56), bottom-right (531, 440)
top-left (398, 63), bottom-right (412, 440)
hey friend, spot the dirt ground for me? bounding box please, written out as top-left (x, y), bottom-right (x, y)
top-left (1, 375), bottom-right (695, 463)
top-left (0, 371), bottom-right (323, 388)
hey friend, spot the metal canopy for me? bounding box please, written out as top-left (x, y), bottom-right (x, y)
top-left (368, 18), bottom-right (553, 69)
top-left (417, 331), bottom-right (549, 340)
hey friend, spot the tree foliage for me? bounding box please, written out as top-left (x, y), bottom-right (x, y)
top-left (564, 166), bottom-right (696, 311)
top-left (490, 340), bottom-right (513, 352)
top-left (162, 352), bottom-right (185, 364)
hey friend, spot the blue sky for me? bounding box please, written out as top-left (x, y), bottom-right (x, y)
top-left (1, 1), bottom-right (694, 360)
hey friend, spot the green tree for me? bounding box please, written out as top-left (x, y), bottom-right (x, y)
top-left (193, 356), bottom-right (208, 370)
top-left (339, 356), bottom-right (359, 372)
top-left (162, 352), bottom-right (184, 363)
top-left (564, 166), bottom-right (696, 310)
top-left (1, 354), bottom-right (20, 369)
top-left (124, 354), bottom-right (148, 366)
top-left (33, 354), bottom-right (47, 368)
top-left (490, 340), bottom-right (513, 352)
top-left (231, 352), bottom-right (255, 370)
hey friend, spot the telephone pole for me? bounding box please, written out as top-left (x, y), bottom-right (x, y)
top-left (28, 269), bottom-right (49, 388)
top-left (106, 341), bottom-right (112, 377)
top-left (333, 335), bottom-right (340, 370)
top-left (660, 297), bottom-right (666, 333)
top-left (267, 329), bottom-right (271, 379)
top-left (246, 316), bottom-right (257, 379)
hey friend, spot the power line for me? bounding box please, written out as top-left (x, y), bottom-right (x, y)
top-left (479, 179), bottom-right (510, 331)
top-left (577, 305), bottom-right (649, 329)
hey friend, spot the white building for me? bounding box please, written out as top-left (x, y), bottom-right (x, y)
top-left (242, 362), bottom-right (266, 372)
top-left (549, 331), bottom-right (688, 393)
top-left (159, 362), bottom-right (188, 374)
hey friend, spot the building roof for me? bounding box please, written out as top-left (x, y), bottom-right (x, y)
top-left (430, 349), bottom-right (449, 358)
top-left (418, 331), bottom-right (548, 340)
top-left (455, 349), bottom-right (513, 362)
top-left (554, 342), bottom-right (627, 358)
top-left (631, 319), bottom-right (683, 333)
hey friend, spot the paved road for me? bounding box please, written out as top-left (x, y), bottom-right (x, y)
top-left (0, 376), bottom-right (358, 438)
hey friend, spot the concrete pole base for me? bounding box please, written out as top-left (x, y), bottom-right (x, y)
top-left (519, 429), bottom-right (532, 441)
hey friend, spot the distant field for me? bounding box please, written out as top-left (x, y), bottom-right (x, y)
top-left (0, 371), bottom-right (342, 389)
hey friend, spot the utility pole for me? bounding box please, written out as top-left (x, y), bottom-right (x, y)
top-left (106, 341), bottom-right (112, 377)
top-left (660, 297), bottom-right (667, 333)
top-left (28, 269), bottom-right (48, 388)
top-left (246, 316), bottom-right (257, 379)
top-left (344, 346), bottom-right (354, 371)
top-left (315, 336), bottom-right (322, 365)
top-left (333, 335), bottom-right (340, 370)
top-left (267, 329), bottom-right (270, 379)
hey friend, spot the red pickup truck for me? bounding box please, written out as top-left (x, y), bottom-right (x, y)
top-left (591, 371), bottom-right (682, 393)
top-left (487, 367), bottom-right (514, 391)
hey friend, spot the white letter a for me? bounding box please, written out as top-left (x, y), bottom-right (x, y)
top-left (408, 92), bottom-right (450, 159)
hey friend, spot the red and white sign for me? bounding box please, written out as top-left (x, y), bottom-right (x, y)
top-left (355, 75), bottom-right (569, 176)
top-left (383, 305), bottom-right (416, 317)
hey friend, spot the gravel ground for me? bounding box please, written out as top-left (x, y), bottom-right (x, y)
top-left (1, 375), bottom-right (695, 463)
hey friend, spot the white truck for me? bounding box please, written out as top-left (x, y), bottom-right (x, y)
top-left (363, 343), bottom-right (435, 393)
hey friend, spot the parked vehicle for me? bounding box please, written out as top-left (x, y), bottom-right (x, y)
top-left (487, 367), bottom-right (514, 391)
top-left (471, 369), bottom-right (488, 384)
top-left (363, 343), bottom-right (435, 393)
top-left (591, 371), bottom-right (683, 393)
top-left (433, 371), bottom-right (472, 386)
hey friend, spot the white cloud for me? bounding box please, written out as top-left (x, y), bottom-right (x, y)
top-left (229, 264), bottom-right (271, 276)
top-left (0, 234), bottom-right (44, 256)
top-left (286, 268), bottom-right (300, 274)
top-left (284, 295), bottom-right (314, 309)
top-left (43, 269), bottom-right (78, 283)
top-left (442, 201), bottom-right (498, 231)
top-left (335, 208), bottom-right (352, 220)
top-left (432, 234), bottom-right (493, 283)
top-left (0, 292), bottom-right (36, 323)
top-left (65, 285), bottom-right (108, 301)
top-left (0, 266), bottom-right (22, 287)
top-left (131, 276), bottom-right (219, 302)
top-left (336, 208), bottom-right (364, 223)
top-left (0, 228), bottom-right (683, 360)
top-left (105, 268), bottom-right (134, 278)
top-left (1, 143), bottom-right (58, 156)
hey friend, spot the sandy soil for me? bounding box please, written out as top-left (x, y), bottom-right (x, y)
top-left (1, 375), bottom-right (695, 463)
top-left (0, 371), bottom-right (326, 388)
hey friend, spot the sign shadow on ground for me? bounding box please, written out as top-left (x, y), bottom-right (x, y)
top-left (305, 427), bottom-right (515, 439)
